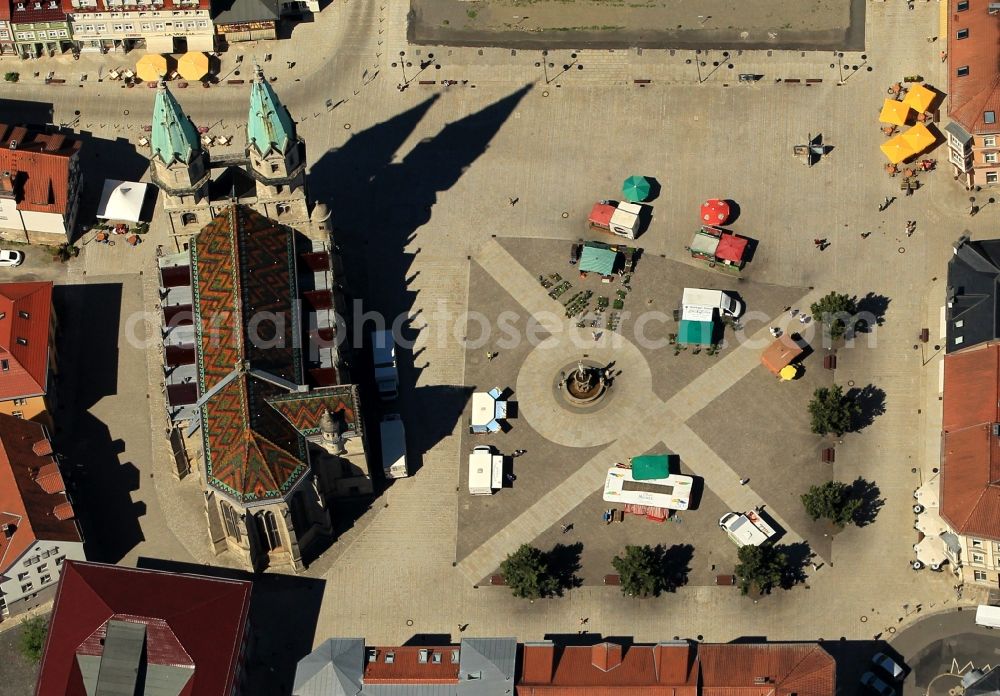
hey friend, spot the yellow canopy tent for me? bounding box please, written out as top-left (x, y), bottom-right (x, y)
top-left (901, 123), bottom-right (938, 157)
top-left (177, 52), bottom-right (209, 81)
top-left (902, 83), bottom-right (936, 114)
top-left (779, 365), bottom-right (798, 381)
top-left (880, 133), bottom-right (913, 164)
top-left (136, 54), bottom-right (169, 82)
top-left (879, 99), bottom-right (912, 126)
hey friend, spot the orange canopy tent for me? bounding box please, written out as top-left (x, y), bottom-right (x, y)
top-left (761, 336), bottom-right (805, 376)
top-left (879, 99), bottom-right (912, 126)
top-left (902, 83), bottom-right (936, 114)
top-left (880, 133), bottom-right (913, 164)
top-left (900, 122), bottom-right (937, 157)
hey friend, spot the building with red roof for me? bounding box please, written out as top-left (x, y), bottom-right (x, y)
top-left (9, 0), bottom-right (72, 59)
top-left (0, 124), bottom-right (82, 245)
top-left (0, 0), bottom-right (13, 54)
top-left (0, 412), bottom-right (83, 618)
top-left (0, 281), bottom-right (58, 425)
top-left (36, 560), bottom-right (253, 696)
top-left (945, 0), bottom-right (1000, 188)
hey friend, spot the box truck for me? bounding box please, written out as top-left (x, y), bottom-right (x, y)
top-left (379, 414), bottom-right (408, 479)
top-left (681, 287), bottom-right (744, 319)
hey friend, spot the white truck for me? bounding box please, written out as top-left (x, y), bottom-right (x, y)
top-left (720, 509), bottom-right (777, 547)
top-left (468, 446), bottom-right (504, 496)
top-left (371, 330), bottom-right (399, 400)
top-left (379, 414), bottom-right (408, 479)
top-left (681, 288), bottom-right (744, 319)
top-left (976, 604), bottom-right (1000, 629)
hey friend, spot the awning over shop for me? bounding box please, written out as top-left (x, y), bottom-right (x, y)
top-left (579, 244), bottom-right (618, 276)
top-left (880, 133), bottom-right (912, 164)
top-left (187, 34), bottom-right (216, 52)
top-left (901, 122), bottom-right (937, 157)
top-left (143, 36), bottom-right (174, 54)
top-left (879, 99), bottom-right (912, 126)
top-left (902, 83), bottom-right (936, 114)
top-left (177, 52), bottom-right (209, 81)
top-left (96, 179), bottom-right (148, 222)
top-left (136, 53), bottom-right (170, 82)
top-left (678, 319), bottom-right (714, 346)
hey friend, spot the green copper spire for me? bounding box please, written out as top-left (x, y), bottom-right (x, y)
top-left (150, 81), bottom-right (200, 165)
top-left (247, 66), bottom-right (296, 156)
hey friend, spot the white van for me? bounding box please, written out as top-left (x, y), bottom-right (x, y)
top-left (976, 604), bottom-right (1000, 628)
top-left (379, 414), bottom-right (408, 479)
top-left (681, 288), bottom-right (744, 318)
top-left (468, 446), bottom-right (503, 496)
top-left (371, 330), bottom-right (399, 400)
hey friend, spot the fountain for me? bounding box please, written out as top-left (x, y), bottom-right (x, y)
top-left (561, 359), bottom-right (609, 407)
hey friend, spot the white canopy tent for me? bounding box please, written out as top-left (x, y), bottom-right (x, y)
top-left (97, 180), bottom-right (149, 222)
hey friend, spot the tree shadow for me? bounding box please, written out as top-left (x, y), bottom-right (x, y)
top-left (136, 557), bottom-right (325, 696)
top-left (855, 291), bottom-right (891, 332)
top-left (546, 541), bottom-right (583, 595)
top-left (850, 476), bottom-right (885, 527)
top-left (777, 541), bottom-right (813, 590)
top-left (847, 383), bottom-right (886, 431)
top-left (308, 85), bottom-right (531, 479)
top-left (657, 543), bottom-right (693, 593)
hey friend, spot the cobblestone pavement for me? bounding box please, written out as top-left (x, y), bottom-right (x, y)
top-left (0, 0), bottom-right (987, 661)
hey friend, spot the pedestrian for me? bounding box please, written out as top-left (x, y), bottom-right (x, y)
top-left (861, 231), bottom-right (871, 239)
top-left (458, 623), bottom-right (468, 632)
top-left (509, 197), bottom-right (519, 206)
top-left (561, 523), bottom-right (573, 534)
top-left (811, 563), bottom-right (819, 571)
top-left (799, 314), bottom-right (809, 324)
top-left (579, 617), bottom-right (589, 625)
top-left (769, 327), bottom-right (781, 337)
top-left (739, 477), bottom-right (750, 485)
top-left (783, 306), bottom-right (792, 314)
top-left (790, 307), bottom-right (799, 317)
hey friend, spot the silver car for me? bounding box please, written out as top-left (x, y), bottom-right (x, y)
top-left (0, 250), bottom-right (24, 267)
top-left (872, 652), bottom-right (905, 680)
top-left (861, 671), bottom-right (895, 696)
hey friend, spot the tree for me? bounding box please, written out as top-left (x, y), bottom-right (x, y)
top-left (734, 544), bottom-right (787, 596)
top-left (808, 385), bottom-right (858, 436)
top-left (612, 545), bottom-right (661, 597)
top-left (500, 544), bottom-right (560, 600)
top-left (18, 615), bottom-right (49, 664)
top-left (810, 291), bottom-right (858, 339)
top-left (801, 481), bottom-right (862, 527)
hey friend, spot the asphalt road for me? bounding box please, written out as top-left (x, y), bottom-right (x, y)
top-left (892, 608), bottom-right (1000, 693)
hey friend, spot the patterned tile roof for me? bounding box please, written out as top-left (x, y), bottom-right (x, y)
top-left (266, 384), bottom-right (362, 438)
top-left (192, 205), bottom-right (307, 504)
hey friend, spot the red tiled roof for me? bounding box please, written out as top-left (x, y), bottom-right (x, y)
top-left (0, 125), bottom-right (79, 216)
top-left (699, 644), bottom-right (835, 696)
top-left (518, 643), bottom-right (833, 696)
top-left (0, 412), bottom-right (77, 576)
top-left (52, 501), bottom-right (73, 520)
top-left (947, 0), bottom-right (1000, 135)
top-left (0, 281), bottom-right (53, 401)
top-left (364, 646), bottom-right (460, 684)
top-left (941, 342), bottom-right (1000, 537)
top-left (36, 561), bottom-right (252, 696)
top-left (35, 461), bottom-right (64, 494)
top-left (9, 5), bottom-right (68, 23)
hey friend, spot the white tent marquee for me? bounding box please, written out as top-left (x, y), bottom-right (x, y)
top-left (96, 179), bottom-right (149, 222)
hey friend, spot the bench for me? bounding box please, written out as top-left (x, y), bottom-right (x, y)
top-left (821, 447), bottom-right (835, 463)
top-left (823, 355), bottom-right (837, 370)
top-left (604, 574), bottom-right (621, 585)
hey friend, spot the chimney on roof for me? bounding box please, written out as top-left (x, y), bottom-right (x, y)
top-left (591, 642), bottom-right (623, 672)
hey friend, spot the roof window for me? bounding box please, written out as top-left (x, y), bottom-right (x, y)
top-left (17, 310), bottom-right (28, 319)
top-left (16, 337), bottom-right (27, 346)
top-left (958, 0), bottom-right (969, 9)
top-left (418, 650), bottom-right (429, 664)
top-left (451, 650), bottom-right (460, 664)
top-left (367, 649), bottom-right (377, 663)
top-left (432, 652), bottom-right (442, 664)
top-left (958, 65), bottom-right (970, 77)
top-left (385, 652), bottom-right (394, 664)
top-left (958, 28), bottom-right (969, 39)
top-left (987, 111), bottom-right (997, 124)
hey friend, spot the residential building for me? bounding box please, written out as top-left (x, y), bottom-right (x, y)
top-left (945, 235), bottom-right (1000, 353)
top-left (68, 0), bottom-right (214, 54)
top-left (0, 281), bottom-right (58, 425)
top-left (148, 72), bottom-right (316, 238)
top-left (156, 203), bottom-right (370, 572)
top-left (0, 1), bottom-right (15, 54)
top-left (35, 560), bottom-right (253, 696)
top-left (293, 638), bottom-right (517, 696)
top-left (945, 0), bottom-right (1000, 188)
top-left (10, 0), bottom-right (72, 58)
top-left (293, 638), bottom-right (837, 696)
top-left (0, 124), bottom-right (83, 245)
top-left (0, 413), bottom-right (83, 618)
top-left (937, 340), bottom-right (1000, 586)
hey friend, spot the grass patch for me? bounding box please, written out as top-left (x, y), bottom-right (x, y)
top-left (467, 8), bottom-right (478, 18)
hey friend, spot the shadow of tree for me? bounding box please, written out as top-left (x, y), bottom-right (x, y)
top-left (855, 291), bottom-right (891, 332)
top-left (546, 541), bottom-right (583, 595)
top-left (847, 383), bottom-right (886, 430)
top-left (850, 476), bottom-right (885, 527)
top-left (778, 541), bottom-right (813, 590)
top-left (657, 543), bottom-right (693, 593)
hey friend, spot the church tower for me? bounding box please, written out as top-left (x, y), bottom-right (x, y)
top-left (246, 66), bottom-right (311, 232)
top-left (148, 81), bottom-right (212, 235)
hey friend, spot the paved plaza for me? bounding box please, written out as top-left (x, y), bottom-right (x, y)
top-left (0, 0), bottom-right (993, 672)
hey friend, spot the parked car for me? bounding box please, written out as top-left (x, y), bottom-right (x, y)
top-left (871, 653), bottom-right (905, 680)
top-left (0, 250), bottom-right (25, 267)
top-left (860, 671), bottom-right (896, 696)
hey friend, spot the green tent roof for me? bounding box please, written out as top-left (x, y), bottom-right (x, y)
top-left (632, 454), bottom-right (678, 480)
top-left (678, 319), bottom-right (715, 345)
top-left (579, 244), bottom-right (618, 276)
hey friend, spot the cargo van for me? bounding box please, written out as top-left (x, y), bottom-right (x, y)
top-left (681, 288), bottom-right (744, 318)
top-left (379, 414), bottom-right (408, 479)
top-left (371, 330), bottom-right (399, 400)
top-left (976, 604), bottom-right (1000, 628)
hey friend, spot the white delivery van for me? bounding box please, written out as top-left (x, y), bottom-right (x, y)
top-left (720, 510), bottom-right (777, 547)
top-left (468, 446), bottom-right (504, 496)
top-left (976, 604), bottom-right (1000, 628)
top-left (681, 288), bottom-right (744, 318)
top-left (371, 330), bottom-right (399, 400)
top-left (379, 414), bottom-right (408, 479)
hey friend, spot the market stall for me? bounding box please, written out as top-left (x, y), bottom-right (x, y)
top-left (470, 387), bottom-right (507, 434)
